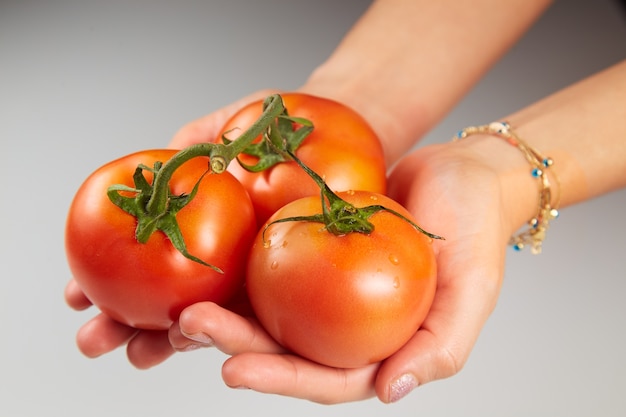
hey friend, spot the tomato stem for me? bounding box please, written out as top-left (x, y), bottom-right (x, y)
top-left (107, 94), bottom-right (290, 267)
top-left (146, 95), bottom-right (287, 216)
top-left (223, 112), bottom-right (314, 173)
top-left (264, 149), bottom-right (444, 241)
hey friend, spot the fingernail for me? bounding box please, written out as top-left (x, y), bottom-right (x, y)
top-left (389, 373), bottom-right (418, 403)
top-left (176, 343), bottom-right (205, 352)
top-left (183, 331), bottom-right (214, 346)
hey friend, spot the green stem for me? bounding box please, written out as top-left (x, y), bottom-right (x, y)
top-left (107, 93), bottom-right (296, 268)
top-left (264, 149), bottom-right (444, 241)
top-left (145, 94), bottom-right (286, 216)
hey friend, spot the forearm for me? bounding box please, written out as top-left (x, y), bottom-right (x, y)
top-left (507, 59), bottom-right (626, 207)
top-left (454, 59), bottom-right (626, 233)
top-left (300, 0), bottom-right (553, 164)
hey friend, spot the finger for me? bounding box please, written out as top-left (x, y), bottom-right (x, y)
top-left (169, 321), bottom-right (211, 352)
top-left (222, 353), bottom-right (379, 404)
top-left (375, 247), bottom-right (504, 403)
top-left (173, 302), bottom-right (285, 355)
top-left (126, 330), bottom-right (175, 369)
top-left (168, 89), bottom-right (278, 149)
top-left (76, 313), bottom-right (138, 358)
top-left (64, 279), bottom-right (92, 311)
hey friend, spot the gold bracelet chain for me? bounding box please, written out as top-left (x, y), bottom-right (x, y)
top-left (454, 121), bottom-right (560, 254)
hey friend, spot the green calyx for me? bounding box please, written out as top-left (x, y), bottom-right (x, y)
top-left (263, 149), bottom-right (444, 242)
top-left (107, 162), bottom-right (220, 271)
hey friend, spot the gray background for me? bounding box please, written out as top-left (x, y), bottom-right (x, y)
top-left (1, 0), bottom-right (625, 416)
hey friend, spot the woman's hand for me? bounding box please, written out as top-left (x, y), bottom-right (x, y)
top-left (65, 89), bottom-right (530, 401)
top-left (167, 139), bottom-right (528, 403)
top-left (169, 301), bottom-right (381, 403)
top-left (377, 141), bottom-right (517, 401)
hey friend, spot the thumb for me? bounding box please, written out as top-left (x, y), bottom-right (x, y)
top-left (375, 248), bottom-right (504, 403)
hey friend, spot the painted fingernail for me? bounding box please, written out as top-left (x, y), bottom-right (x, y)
top-left (389, 373), bottom-right (418, 403)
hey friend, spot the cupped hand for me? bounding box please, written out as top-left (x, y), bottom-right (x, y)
top-left (169, 301), bottom-right (381, 403)
top-left (375, 142), bottom-right (512, 401)
top-left (168, 141), bottom-right (518, 403)
top-left (65, 91), bottom-right (517, 403)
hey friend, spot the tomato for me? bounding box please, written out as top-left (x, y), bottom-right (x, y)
top-left (246, 190), bottom-right (437, 368)
top-left (65, 149), bottom-right (256, 330)
top-left (216, 93), bottom-right (387, 225)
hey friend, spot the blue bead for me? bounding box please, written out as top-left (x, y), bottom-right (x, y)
top-left (531, 168), bottom-right (542, 177)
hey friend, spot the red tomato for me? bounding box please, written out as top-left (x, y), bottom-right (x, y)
top-left (246, 191), bottom-right (437, 368)
top-left (65, 150), bottom-right (256, 330)
top-left (216, 93), bottom-right (387, 225)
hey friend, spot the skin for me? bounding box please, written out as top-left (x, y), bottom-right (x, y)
top-left (65, 0), bottom-right (626, 404)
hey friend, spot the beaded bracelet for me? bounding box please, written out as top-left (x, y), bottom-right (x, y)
top-left (454, 121), bottom-right (560, 254)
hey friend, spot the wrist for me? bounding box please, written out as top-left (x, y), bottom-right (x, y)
top-left (449, 132), bottom-right (543, 239)
top-left (453, 120), bottom-right (566, 253)
top-left (388, 137), bottom-right (540, 254)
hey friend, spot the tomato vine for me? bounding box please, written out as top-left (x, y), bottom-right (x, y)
top-left (106, 94), bottom-right (308, 269)
top-left (104, 93), bottom-right (440, 271)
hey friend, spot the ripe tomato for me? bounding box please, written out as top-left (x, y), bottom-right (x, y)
top-left (216, 93), bottom-right (387, 225)
top-left (246, 190), bottom-right (437, 368)
top-left (65, 149), bottom-right (256, 330)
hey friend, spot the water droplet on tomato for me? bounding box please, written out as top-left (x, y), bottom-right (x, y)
top-left (369, 195), bottom-right (378, 201)
top-left (263, 240), bottom-right (272, 249)
top-left (270, 261), bottom-right (279, 270)
top-left (280, 240), bottom-right (288, 248)
top-left (393, 277), bottom-right (400, 288)
top-left (388, 254), bottom-right (399, 265)
top-left (346, 189), bottom-right (355, 196)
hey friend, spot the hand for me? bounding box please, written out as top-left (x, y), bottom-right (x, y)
top-left (65, 92), bottom-right (518, 402)
top-left (64, 90), bottom-right (274, 368)
top-left (168, 140), bottom-right (521, 403)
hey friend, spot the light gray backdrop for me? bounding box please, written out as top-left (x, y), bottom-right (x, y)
top-left (1, 1), bottom-right (625, 416)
